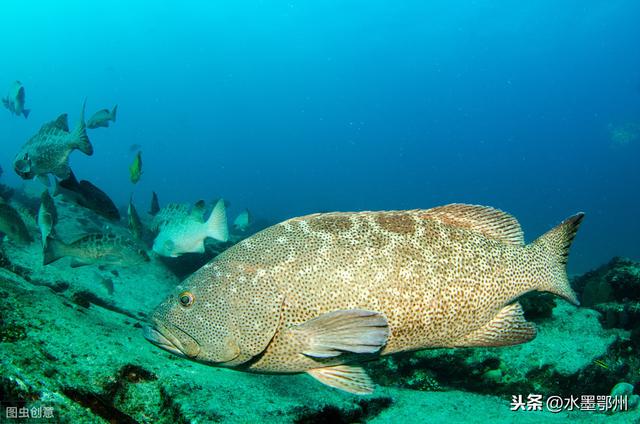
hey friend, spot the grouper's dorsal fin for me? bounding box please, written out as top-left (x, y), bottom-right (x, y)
top-left (190, 200), bottom-right (206, 222)
top-left (421, 203), bottom-right (524, 245)
top-left (41, 114), bottom-right (70, 132)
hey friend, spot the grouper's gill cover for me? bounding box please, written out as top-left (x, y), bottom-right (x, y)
top-left (148, 266), bottom-right (284, 366)
top-left (146, 204), bottom-right (584, 395)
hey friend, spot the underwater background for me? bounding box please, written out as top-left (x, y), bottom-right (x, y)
top-left (1, 1), bottom-right (640, 423)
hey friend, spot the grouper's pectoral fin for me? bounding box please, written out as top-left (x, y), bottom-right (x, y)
top-left (70, 258), bottom-right (92, 268)
top-left (307, 364), bottom-right (374, 395)
top-left (294, 309), bottom-right (389, 358)
top-left (455, 302), bottom-right (536, 347)
top-left (37, 175), bottom-right (51, 187)
top-left (52, 164), bottom-right (71, 180)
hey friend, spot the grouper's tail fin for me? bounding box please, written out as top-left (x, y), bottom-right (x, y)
top-left (43, 235), bottom-right (67, 266)
top-left (207, 198), bottom-right (229, 242)
top-left (73, 99), bottom-right (93, 156)
top-left (530, 213), bottom-right (585, 305)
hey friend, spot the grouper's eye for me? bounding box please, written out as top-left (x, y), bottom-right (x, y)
top-left (15, 158), bottom-right (31, 173)
top-left (178, 291), bottom-right (195, 308)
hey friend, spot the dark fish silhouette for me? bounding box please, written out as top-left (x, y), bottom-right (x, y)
top-left (149, 191), bottom-right (160, 216)
top-left (53, 171), bottom-right (120, 221)
top-left (128, 196), bottom-right (144, 241)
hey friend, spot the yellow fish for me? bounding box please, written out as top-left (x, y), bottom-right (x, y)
top-left (145, 205), bottom-right (584, 394)
top-left (129, 151), bottom-right (142, 184)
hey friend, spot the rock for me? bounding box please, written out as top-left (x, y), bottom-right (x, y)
top-left (610, 382), bottom-right (640, 411)
top-left (0, 183), bottom-right (15, 201)
top-left (571, 257), bottom-right (640, 333)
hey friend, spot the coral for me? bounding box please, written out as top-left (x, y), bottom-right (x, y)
top-left (519, 292), bottom-right (557, 321)
top-left (573, 257), bottom-right (640, 308)
top-left (593, 302), bottom-right (640, 330)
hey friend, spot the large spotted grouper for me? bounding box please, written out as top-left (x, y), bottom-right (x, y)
top-left (145, 204), bottom-right (584, 394)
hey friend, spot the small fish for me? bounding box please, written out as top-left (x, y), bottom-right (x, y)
top-left (128, 196), bottom-right (144, 240)
top-left (129, 151), bottom-right (142, 184)
top-left (0, 199), bottom-right (33, 244)
top-left (152, 199), bottom-right (228, 257)
top-left (2, 81), bottom-right (30, 118)
top-left (146, 205), bottom-right (584, 394)
top-left (38, 212), bottom-right (54, 248)
top-left (149, 191), bottom-right (160, 216)
top-left (232, 209), bottom-right (252, 232)
top-left (38, 190), bottom-right (58, 248)
top-left (53, 171), bottom-right (120, 221)
top-left (44, 232), bottom-right (149, 268)
top-left (87, 105), bottom-right (117, 129)
top-left (13, 102), bottom-right (91, 180)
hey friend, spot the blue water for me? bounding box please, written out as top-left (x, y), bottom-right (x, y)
top-left (1, 1), bottom-right (639, 273)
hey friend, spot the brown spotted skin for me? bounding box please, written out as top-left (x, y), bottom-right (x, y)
top-left (151, 206), bottom-right (576, 374)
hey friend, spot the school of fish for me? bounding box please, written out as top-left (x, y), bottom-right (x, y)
top-left (1, 80), bottom-right (587, 397)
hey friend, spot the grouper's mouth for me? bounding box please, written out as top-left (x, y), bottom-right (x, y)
top-left (143, 321), bottom-right (201, 358)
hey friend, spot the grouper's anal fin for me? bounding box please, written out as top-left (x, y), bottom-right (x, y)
top-left (454, 302), bottom-right (536, 347)
top-left (52, 163), bottom-right (71, 180)
top-left (307, 364), bottom-right (374, 395)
